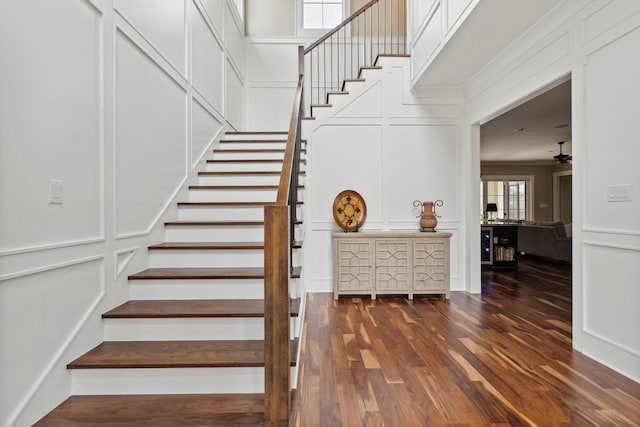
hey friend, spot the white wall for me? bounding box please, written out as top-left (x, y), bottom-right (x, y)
top-left (300, 58), bottom-right (465, 294)
top-left (0, 0), bottom-right (244, 425)
top-left (463, 0), bottom-right (640, 382)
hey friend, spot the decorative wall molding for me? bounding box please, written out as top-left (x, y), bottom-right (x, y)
top-left (6, 258), bottom-right (106, 426)
top-left (114, 247), bottom-right (138, 280)
top-left (0, 254), bottom-right (105, 282)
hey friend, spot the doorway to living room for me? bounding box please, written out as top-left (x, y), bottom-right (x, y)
top-left (478, 76), bottom-right (573, 292)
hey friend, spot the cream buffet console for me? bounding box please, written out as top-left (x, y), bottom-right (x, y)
top-left (332, 231), bottom-right (452, 300)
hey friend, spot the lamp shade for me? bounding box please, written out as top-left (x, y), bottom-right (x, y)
top-left (486, 203), bottom-right (498, 213)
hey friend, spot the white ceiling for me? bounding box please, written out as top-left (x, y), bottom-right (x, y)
top-left (414, 0), bottom-right (563, 88)
top-left (411, 0), bottom-right (570, 164)
top-left (480, 79), bottom-right (572, 163)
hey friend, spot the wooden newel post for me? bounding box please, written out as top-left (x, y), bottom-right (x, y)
top-left (264, 204), bottom-right (291, 427)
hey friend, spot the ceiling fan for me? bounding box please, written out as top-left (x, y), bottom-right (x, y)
top-left (553, 141), bottom-right (572, 164)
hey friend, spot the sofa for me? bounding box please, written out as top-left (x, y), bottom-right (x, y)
top-left (517, 221), bottom-right (571, 263)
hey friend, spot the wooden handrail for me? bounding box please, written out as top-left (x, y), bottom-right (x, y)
top-left (275, 74), bottom-right (304, 206)
top-left (304, 0), bottom-right (378, 54)
top-left (264, 65), bottom-right (304, 426)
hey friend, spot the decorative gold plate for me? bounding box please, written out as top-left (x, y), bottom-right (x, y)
top-left (332, 190), bottom-right (367, 232)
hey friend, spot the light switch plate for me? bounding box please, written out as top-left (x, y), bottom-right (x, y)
top-left (49, 179), bottom-right (63, 204)
top-left (607, 184), bottom-right (632, 202)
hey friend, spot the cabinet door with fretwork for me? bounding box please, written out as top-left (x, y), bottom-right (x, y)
top-left (375, 240), bottom-right (409, 293)
top-left (413, 239), bottom-right (448, 294)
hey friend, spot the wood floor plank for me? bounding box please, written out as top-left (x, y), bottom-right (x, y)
top-left (291, 258), bottom-right (640, 426)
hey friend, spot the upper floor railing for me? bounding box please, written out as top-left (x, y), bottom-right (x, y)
top-left (302, 0), bottom-right (406, 116)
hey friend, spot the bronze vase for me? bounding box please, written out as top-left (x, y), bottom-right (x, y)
top-left (413, 200), bottom-right (443, 232)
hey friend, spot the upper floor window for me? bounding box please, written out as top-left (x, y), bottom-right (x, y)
top-left (303, 0), bottom-right (343, 29)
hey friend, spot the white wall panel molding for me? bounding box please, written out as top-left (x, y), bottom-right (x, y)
top-left (114, 0), bottom-right (187, 78)
top-left (1, 258), bottom-right (105, 426)
top-left (582, 242), bottom-right (640, 381)
top-left (113, 23), bottom-right (190, 91)
top-left (409, 0), bottom-right (438, 42)
top-left (0, 254), bottom-right (105, 283)
top-left (226, 60), bottom-right (244, 130)
top-left (192, 97), bottom-right (224, 169)
top-left (466, 32), bottom-right (571, 118)
top-left (195, 0), bottom-right (225, 47)
top-left (580, 0), bottom-right (640, 49)
top-left (583, 228), bottom-right (640, 238)
top-left (246, 87), bottom-right (296, 131)
top-left (225, 2), bottom-right (245, 76)
top-left (114, 247), bottom-right (138, 280)
top-left (114, 29), bottom-right (188, 239)
top-left (0, 238), bottom-right (106, 259)
top-left (582, 239), bottom-right (640, 252)
top-left (582, 331), bottom-right (640, 383)
top-left (247, 42), bottom-right (300, 84)
top-left (191, 4), bottom-right (225, 115)
top-left (583, 25), bottom-right (640, 234)
top-left (0, 0), bottom-right (104, 255)
top-left (411, 3), bottom-right (442, 79)
top-left (334, 81), bottom-right (383, 118)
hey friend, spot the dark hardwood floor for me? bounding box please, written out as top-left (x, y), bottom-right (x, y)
top-left (291, 258), bottom-right (640, 426)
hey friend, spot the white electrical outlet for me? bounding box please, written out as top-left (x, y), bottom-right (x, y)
top-left (607, 184), bottom-right (632, 202)
top-left (48, 179), bottom-right (63, 204)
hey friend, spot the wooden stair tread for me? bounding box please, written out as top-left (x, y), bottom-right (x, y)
top-left (213, 148), bottom-right (306, 153)
top-left (103, 298), bottom-right (301, 318)
top-left (34, 394), bottom-right (265, 426)
top-left (177, 201), bottom-right (303, 206)
top-left (128, 266), bottom-right (302, 280)
top-left (221, 139), bottom-right (286, 143)
top-left (207, 158), bottom-right (306, 163)
top-left (198, 170), bottom-right (305, 175)
top-left (67, 339), bottom-right (298, 369)
top-left (227, 131), bottom-right (287, 135)
top-left (148, 241), bottom-right (302, 250)
top-left (189, 184), bottom-right (304, 190)
top-left (164, 220), bottom-right (303, 226)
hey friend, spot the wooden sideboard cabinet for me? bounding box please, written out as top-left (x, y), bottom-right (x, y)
top-left (332, 231), bottom-right (452, 300)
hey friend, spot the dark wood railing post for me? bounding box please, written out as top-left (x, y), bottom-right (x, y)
top-left (264, 204), bottom-right (291, 427)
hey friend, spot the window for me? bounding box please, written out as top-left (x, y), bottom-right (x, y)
top-left (303, 0), bottom-right (343, 29)
top-left (480, 177), bottom-right (533, 222)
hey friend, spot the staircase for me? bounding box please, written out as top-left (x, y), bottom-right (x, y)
top-left (35, 132), bottom-right (305, 426)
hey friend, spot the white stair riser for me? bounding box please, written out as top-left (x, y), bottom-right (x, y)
top-left (129, 279), bottom-right (265, 300)
top-left (188, 189), bottom-right (302, 202)
top-left (178, 206), bottom-right (265, 221)
top-left (206, 162), bottom-right (284, 172)
top-left (104, 317), bottom-right (299, 341)
top-left (177, 206), bottom-right (302, 221)
top-left (198, 175), bottom-right (283, 186)
top-left (221, 134), bottom-right (294, 141)
top-left (218, 142), bottom-right (286, 149)
top-left (71, 367), bottom-right (269, 394)
top-left (165, 226), bottom-right (264, 242)
top-left (212, 152), bottom-right (286, 160)
top-left (149, 249), bottom-right (302, 268)
top-left (149, 250), bottom-right (264, 268)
